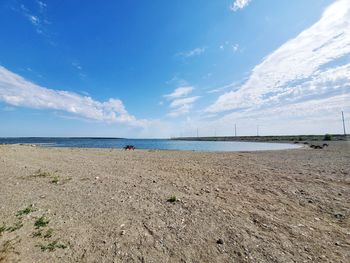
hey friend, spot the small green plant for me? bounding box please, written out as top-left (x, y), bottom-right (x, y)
top-left (43, 228), bottom-right (53, 238)
top-left (0, 224), bottom-right (6, 235)
top-left (16, 204), bottom-right (35, 217)
top-left (34, 216), bottom-right (50, 229)
top-left (167, 195), bottom-right (177, 203)
top-left (37, 240), bottom-right (67, 252)
top-left (32, 169), bottom-right (51, 177)
top-left (6, 222), bottom-right (23, 232)
top-left (32, 230), bottom-right (42, 237)
top-left (51, 176), bottom-right (59, 184)
top-left (324, 134), bottom-right (332, 141)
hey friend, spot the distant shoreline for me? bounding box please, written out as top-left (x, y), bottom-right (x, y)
top-left (171, 134), bottom-right (349, 142)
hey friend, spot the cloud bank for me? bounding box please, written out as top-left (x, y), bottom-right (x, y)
top-left (207, 0), bottom-right (350, 122)
top-left (0, 66), bottom-right (145, 126)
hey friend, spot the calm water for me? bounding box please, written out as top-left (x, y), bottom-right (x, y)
top-left (0, 137), bottom-right (300, 152)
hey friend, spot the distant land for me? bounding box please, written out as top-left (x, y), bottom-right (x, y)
top-left (171, 134), bottom-right (349, 142)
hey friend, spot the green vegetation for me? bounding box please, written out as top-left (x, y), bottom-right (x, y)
top-left (32, 230), bottom-right (42, 237)
top-left (37, 240), bottom-right (67, 252)
top-left (32, 169), bottom-right (52, 177)
top-left (0, 224), bottom-right (6, 235)
top-left (51, 176), bottom-right (59, 184)
top-left (324, 134), bottom-right (332, 141)
top-left (6, 222), bottom-right (23, 232)
top-left (34, 216), bottom-right (50, 229)
top-left (43, 228), bottom-right (53, 238)
top-left (16, 204), bottom-right (35, 217)
top-left (167, 195), bottom-right (177, 203)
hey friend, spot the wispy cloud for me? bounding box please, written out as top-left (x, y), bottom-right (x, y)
top-left (0, 66), bottom-right (146, 126)
top-left (219, 42), bottom-right (240, 53)
top-left (36, 0), bottom-right (47, 13)
top-left (176, 47), bottom-right (206, 58)
top-left (163, 86), bottom-right (199, 117)
top-left (170, 96), bottom-right (200, 109)
top-left (17, 1), bottom-right (50, 36)
top-left (230, 0), bottom-right (252, 12)
top-left (207, 80), bottom-right (242, 94)
top-left (71, 61), bottom-right (87, 79)
top-left (164, 86), bottom-right (194, 99)
top-left (206, 0), bottom-right (350, 120)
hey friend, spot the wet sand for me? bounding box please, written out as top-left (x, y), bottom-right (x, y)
top-left (0, 142), bottom-right (349, 262)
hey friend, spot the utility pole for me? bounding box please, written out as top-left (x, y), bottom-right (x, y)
top-left (234, 124), bottom-right (237, 137)
top-left (342, 111), bottom-right (347, 135)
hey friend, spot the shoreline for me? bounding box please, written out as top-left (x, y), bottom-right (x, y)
top-left (2, 140), bottom-right (304, 153)
top-left (171, 134), bottom-right (349, 142)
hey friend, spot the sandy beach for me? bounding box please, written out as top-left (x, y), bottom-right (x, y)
top-left (0, 142), bottom-right (349, 262)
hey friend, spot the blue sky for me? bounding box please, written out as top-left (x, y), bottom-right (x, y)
top-left (0, 0), bottom-right (349, 137)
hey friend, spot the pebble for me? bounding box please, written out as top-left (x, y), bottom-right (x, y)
top-left (95, 176), bottom-right (99, 180)
top-left (217, 239), bottom-right (224, 245)
top-left (120, 230), bottom-right (126, 236)
top-left (334, 213), bottom-right (345, 219)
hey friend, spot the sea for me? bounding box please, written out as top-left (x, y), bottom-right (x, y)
top-left (0, 137), bottom-right (300, 152)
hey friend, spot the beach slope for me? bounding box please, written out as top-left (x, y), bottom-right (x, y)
top-left (0, 143), bottom-right (349, 262)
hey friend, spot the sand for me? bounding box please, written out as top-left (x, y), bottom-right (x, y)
top-left (0, 142), bottom-right (349, 263)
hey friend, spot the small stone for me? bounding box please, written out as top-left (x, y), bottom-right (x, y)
top-left (120, 230), bottom-right (126, 236)
top-left (95, 176), bottom-right (99, 180)
top-left (334, 213), bottom-right (345, 219)
top-left (217, 239), bottom-right (224, 245)
top-left (335, 241), bottom-right (340, 246)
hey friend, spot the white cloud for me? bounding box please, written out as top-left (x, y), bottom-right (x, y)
top-left (19, 2), bottom-right (50, 36)
top-left (168, 104), bottom-right (193, 117)
top-left (72, 62), bottom-right (82, 71)
top-left (206, 0), bottom-right (350, 118)
top-left (230, 0), bottom-right (251, 11)
top-left (163, 86), bottom-right (199, 117)
top-left (0, 66), bottom-right (146, 126)
top-left (164, 86), bottom-right (194, 99)
top-left (170, 96), bottom-right (200, 108)
top-left (176, 47), bottom-right (206, 58)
